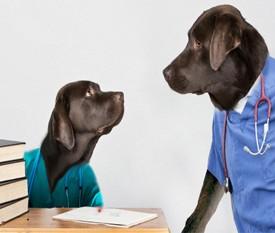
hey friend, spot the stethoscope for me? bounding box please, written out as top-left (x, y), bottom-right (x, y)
top-left (28, 151), bottom-right (83, 207)
top-left (222, 74), bottom-right (272, 193)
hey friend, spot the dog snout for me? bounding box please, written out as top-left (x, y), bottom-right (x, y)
top-left (163, 66), bottom-right (175, 81)
top-left (113, 92), bottom-right (124, 102)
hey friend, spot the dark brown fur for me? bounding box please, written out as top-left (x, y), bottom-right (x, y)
top-left (163, 4), bottom-right (268, 110)
top-left (163, 5), bottom-right (268, 233)
top-left (41, 81), bottom-right (124, 191)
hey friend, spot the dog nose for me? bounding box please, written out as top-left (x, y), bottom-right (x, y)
top-left (163, 66), bottom-right (174, 81)
top-left (113, 92), bottom-right (124, 102)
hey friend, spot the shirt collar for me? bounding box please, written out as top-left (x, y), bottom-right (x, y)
top-left (233, 75), bottom-right (261, 114)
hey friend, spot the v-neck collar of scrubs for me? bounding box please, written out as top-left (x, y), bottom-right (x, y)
top-left (229, 57), bottom-right (275, 123)
top-left (233, 75), bottom-right (260, 114)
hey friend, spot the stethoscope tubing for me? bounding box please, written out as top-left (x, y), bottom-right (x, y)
top-left (222, 74), bottom-right (272, 193)
top-left (64, 166), bottom-right (83, 207)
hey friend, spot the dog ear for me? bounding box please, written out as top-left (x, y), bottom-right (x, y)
top-left (210, 14), bottom-right (242, 71)
top-left (51, 96), bottom-right (75, 150)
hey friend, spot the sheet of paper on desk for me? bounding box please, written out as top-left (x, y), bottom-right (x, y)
top-left (52, 207), bottom-right (158, 228)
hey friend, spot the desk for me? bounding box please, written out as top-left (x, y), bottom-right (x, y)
top-left (0, 208), bottom-right (170, 232)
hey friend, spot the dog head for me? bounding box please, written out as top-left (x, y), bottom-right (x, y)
top-left (42, 80), bottom-right (124, 190)
top-left (51, 81), bottom-right (124, 150)
top-left (163, 5), bottom-right (268, 110)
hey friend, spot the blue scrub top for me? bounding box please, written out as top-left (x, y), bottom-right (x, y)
top-left (208, 56), bottom-right (275, 233)
top-left (24, 148), bottom-right (103, 208)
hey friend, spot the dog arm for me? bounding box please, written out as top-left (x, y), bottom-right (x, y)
top-left (182, 170), bottom-right (224, 233)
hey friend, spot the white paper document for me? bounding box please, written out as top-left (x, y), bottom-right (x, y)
top-left (52, 207), bottom-right (158, 228)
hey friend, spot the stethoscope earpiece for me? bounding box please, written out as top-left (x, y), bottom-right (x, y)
top-left (243, 146), bottom-right (250, 153)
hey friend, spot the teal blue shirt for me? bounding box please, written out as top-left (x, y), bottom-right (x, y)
top-left (24, 148), bottom-right (103, 208)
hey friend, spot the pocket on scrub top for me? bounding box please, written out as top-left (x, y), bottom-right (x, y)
top-left (260, 120), bottom-right (275, 181)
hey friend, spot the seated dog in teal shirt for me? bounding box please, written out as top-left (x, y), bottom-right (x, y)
top-left (25, 81), bottom-right (124, 208)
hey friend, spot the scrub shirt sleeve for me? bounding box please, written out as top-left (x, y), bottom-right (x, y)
top-left (81, 164), bottom-right (104, 207)
top-left (207, 111), bottom-right (226, 186)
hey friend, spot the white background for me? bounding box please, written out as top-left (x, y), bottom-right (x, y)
top-left (1, 1), bottom-right (275, 232)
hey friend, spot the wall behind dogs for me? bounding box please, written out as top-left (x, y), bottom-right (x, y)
top-left (1, 1), bottom-right (275, 232)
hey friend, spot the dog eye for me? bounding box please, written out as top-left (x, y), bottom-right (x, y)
top-left (194, 40), bottom-right (202, 49)
top-left (86, 88), bottom-right (96, 97)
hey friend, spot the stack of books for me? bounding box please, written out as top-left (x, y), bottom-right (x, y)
top-left (0, 139), bottom-right (28, 224)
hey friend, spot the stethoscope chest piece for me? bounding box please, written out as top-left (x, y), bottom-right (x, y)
top-left (224, 177), bottom-right (233, 193)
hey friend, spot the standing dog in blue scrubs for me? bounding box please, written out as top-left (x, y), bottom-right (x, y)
top-left (163, 4), bottom-right (275, 233)
top-left (24, 81), bottom-right (124, 208)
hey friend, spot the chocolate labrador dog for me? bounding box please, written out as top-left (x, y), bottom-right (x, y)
top-left (163, 5), bottom-right (268, 233)
top-left (41, 81), bottom-right (124, 191)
